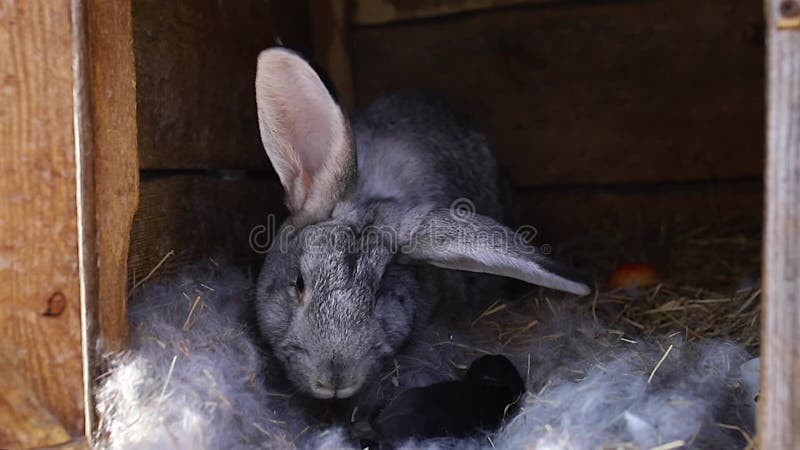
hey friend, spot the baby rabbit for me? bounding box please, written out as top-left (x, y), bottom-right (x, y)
top-left (359, 354), bottom-right (525, 444)
top-left (254, 47), bottom-right (589, 400)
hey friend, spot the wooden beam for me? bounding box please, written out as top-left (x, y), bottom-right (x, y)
top-left (86, 0), bottom-right (139, 353)
top-left (0, 0), bottom-right (86, 442)
top-left (760, 1), bottom-right (800, 448)
top-left (514, 179), bottom-right (763, 242)
top-left (67, 0), bottom-right (139, 440)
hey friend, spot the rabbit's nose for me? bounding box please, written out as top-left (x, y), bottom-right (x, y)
top-left (329, 360), bottom-right (363, 398)
top-left (334, 379), bottom-right (362, 398)
top-left (310, 379), bottom-right (336, 399)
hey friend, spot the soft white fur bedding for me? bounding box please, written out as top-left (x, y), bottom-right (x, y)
top-left (94, 263), bottom-right (757, 450)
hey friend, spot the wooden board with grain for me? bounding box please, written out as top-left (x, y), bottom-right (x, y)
top-left (0, 0), bottom-right (86, 444)
top-left (86, 0), bottom-right (140, 353)
top-left (0, 353), bottom-right (72, 448)
top-left (351, 0), bottom-right (765, 186)
top-left (513, 179), bottom-right (763, 244)
top-left (133, 0), bottom-right (310, 170)
top-left (759, 1), bottom-right (800, 448)
top-left (128, 174), bottom-right (286, 287)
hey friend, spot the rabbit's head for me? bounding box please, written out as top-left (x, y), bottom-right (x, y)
top-left (257, 220), bottom-right (415, 399)
top-left (254, 48), bottom-right (589, 399)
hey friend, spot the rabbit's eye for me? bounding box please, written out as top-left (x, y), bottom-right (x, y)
top-left (284, 343), bottom-right (309, 357)
top-left (295, 274), bottom-right (305, 294)
top-left (371, 342), bottom-right (386, 354)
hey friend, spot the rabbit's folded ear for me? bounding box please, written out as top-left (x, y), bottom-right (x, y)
top-left (400, 209), bottom-right (591, 296)
top-left (255, 47), bottom-right (355, 226)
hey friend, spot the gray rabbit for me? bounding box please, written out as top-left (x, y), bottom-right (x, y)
top-left (254, 47), bottom-right (589, 400)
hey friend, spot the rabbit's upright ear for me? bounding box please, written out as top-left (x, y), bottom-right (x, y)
top-left (256, 48), bottom-right (355, 226)
top-left (401, 209), bottom-right (591, 296)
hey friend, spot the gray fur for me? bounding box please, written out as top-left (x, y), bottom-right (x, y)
top-left (254, 47), bottom-right (589, 399)
top-left (349, 92), bottom-right (504, 218)
top-left (94, 265), bottom-right (313, 450)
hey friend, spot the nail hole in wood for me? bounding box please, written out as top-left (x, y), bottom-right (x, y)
top-left (42, 292), bottom-right (66, 317)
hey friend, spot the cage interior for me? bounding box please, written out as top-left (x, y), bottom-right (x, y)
top-left (127, 0), bottom-right (764, 343)
top-left (114, 0), bottom-right (766, 447)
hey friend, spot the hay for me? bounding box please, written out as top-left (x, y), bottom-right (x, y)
top-left (598, 283), bottom-right (760, 351)
top-left (552, 215), bottom-right (762, 352)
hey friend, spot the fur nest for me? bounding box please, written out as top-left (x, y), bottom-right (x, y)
top-left (95, 219), bottom-right (761, 450)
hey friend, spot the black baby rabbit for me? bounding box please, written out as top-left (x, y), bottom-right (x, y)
top-left (363, 354), bottom-right (526, 443)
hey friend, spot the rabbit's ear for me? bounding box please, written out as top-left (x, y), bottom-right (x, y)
top-left (256, 48), bottom-right (355, 226)
top-left (401, 209), bottom-right (591, 296)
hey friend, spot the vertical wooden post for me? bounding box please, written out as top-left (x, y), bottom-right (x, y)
top-left (72, 0), bottom-right (139, 438)
top-left (0, 0), bottom-right (86, 446)
top-left (85, 0), bottom-right (138, 353)
top-left (761, 1), bottom-right (800, 448)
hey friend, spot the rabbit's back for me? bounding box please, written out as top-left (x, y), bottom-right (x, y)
top-left (353, 92), bottom-right (504, 220)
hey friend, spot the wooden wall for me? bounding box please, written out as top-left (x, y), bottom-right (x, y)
top-left (347, 0), bottom-right (765, 247)
top-left (128, 0), bottom-right (307, 282)
top-left (133, 0), bottom-right (310, 170)
top-left (350, 0), bottom-right (764, 187)
top-left (127, 0), bottom-right (765, 281)
top-left (128, 174), bottom-right (285, 285)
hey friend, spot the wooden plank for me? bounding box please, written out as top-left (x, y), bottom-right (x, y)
top-left (71, 0), bottom-right (138, 437)
top-left (128, 174), bottom-right (286, 287)
top-left (0, 0), bottom-right (86, 440)
top-left (513, 179), bottom-right (763, 242)
top-left (351, 0), bottom-right (765, 186)
top-left (133, 0), bottom-right (311, 170)
top-left (86, 0), bottom-right (139, 352)
top-left (759, 1), bottom-right (800, 448)
top-left (0, 353), bottom-right (72, 448)
top-left (351, 0), bottom-right (549, 25)
top-left (310, 0), bottom-right (356, 111)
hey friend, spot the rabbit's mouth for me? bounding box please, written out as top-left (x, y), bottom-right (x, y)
top-left (309, 378), bottom-right (364, 399)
